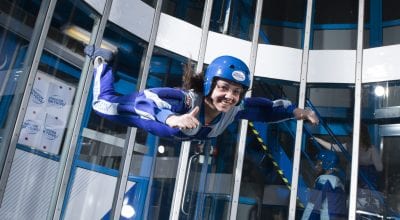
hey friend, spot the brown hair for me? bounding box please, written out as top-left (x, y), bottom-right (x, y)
top-left (181, 60), bottom-right (204, 93)
top-left (359, 123), bottom-right (372, 149)
top-left (181, 60), bottom-right (247, 100)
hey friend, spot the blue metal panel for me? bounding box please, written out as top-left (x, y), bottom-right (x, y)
top-left (40, 53), bottom-right (81, 78)
top-left (382, 18), bottom-right (400, 27)
top-left (369, 0), bottom-right (383, 47)
top-left (16, 144), bottom-right (61, 161)
top-left (261, 19), bottom-right (305, 29)
top-left (308, 0), bottom-right (316, 49)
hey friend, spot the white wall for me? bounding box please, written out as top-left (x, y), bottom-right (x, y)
top-left (89, 0), bottom-right (400, 84)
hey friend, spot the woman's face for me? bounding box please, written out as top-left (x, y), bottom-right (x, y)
top-left (209, 79), bottom-right (243, 112)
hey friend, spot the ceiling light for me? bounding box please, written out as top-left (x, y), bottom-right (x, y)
top-left (374, 85), bottom-right (385, 97)
top-left (158, 145), bottom-right (165, 154)
top-left (62, 25), bottom-right (118, 52)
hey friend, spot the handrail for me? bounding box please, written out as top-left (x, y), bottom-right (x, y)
top-left (306, 99), bottom-right (352, 160)
top-left (281, 121), bottom-right (318, 171)
top-left (181, 153), bottom-right (200, 215)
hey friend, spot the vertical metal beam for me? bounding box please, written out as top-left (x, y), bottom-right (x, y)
top-left (110, 0), bottom-right (163, 219)
top-left (169, 141), bottom-right (191, 220)
top-left (170, 0), bottom-right (213, 218)
top-left (288, 0), bottom-right (313, 218)
top-left (49, 1), bottom-right (113, 219)
top-left (349, 0), bottom-right (365, 219)
top-left (197, 0), bottom-right (214, 71)
top-left (229, 0), bottom-right (263, 219)
top-left (0, 0), bottom-right (57, 206)
top-left (193, 141), bottom-right (211, 219)
top-left (369, 0), bottom-right (382, 47)
top-left (142, 136), bottom-right (158, 219)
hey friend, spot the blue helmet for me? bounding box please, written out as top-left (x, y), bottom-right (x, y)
top-left (204, 56), bottom-right (251, 97)
top-left (316, 150), bottom-right (338, 170)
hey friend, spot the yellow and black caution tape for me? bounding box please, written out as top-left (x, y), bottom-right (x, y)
top-left (248, 121), bottom-right (304, 208)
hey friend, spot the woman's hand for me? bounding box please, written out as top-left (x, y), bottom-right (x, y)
top-left (166, 106), bottom-right (200, 129)
top-left (293, 108), bottom-right (319, 125)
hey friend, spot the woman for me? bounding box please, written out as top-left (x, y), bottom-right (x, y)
top-left (301, 150), bottom-right (346, 220)
top-left (312, 123), bottom-right (383, 189)
top-left (85, 45), bottom-right (319, 140)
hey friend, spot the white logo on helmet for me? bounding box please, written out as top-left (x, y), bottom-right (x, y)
top-left (232, 71), bottom-right (246, 82)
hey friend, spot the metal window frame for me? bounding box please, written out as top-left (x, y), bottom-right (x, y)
top-left (0, 0), bottom-right (58, 207)
top-left (288, 0), bottom-right (313, 218)
top-left (48, 1), bottom-right (113, 219)
top-left (169, 0), bottom-right (214, 218)
top-left (349, 0), bottom-right (365, 219)
top-left (109, 0), bottom-right (164, 218)
top-left (228, 0), bottom-right (263, 218)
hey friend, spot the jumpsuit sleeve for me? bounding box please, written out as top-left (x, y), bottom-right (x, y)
top-left (133, 87), bottom-right (193, 123)
top-left (235, 97), bottom-right (297, 122)
top-left (93, 87), bottom-right (193, 138)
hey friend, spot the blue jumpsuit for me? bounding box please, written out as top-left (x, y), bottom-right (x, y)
top-left (301, 174), bottom-right (347, 220)
top-left (92, 62), bottom-right (297, 140)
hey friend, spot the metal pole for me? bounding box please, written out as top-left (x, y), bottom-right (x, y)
top-left (0, 0), bottom-right (57, 206)
top-left (170, 0), bottom-right (214, 218)
top-left (49, 1), bottom-right (113, 219)
top-left (229, 0), bottom-right (263, 219)
top-left (349, 0), bottom-right (365, 219)
top-left (110, 0), bottom-right (163, 218)
top-left (288, 0), bottom-right (313, 218)
top-left (193, 141), bottom-right (211, 219)
top-left (170, 141), bottom-right (191, 220)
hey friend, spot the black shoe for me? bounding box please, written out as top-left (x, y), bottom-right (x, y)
top-left (84, 44), bottom-right (115, 62)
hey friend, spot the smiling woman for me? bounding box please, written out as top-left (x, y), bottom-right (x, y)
top-left (86, 45), bottom-right (319, 141)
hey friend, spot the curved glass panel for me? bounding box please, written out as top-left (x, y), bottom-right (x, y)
top-left (129, 48), bottom-right (187, 219)
top-left (297, 84), bottom-right (354, 219)
top-left (140, 47), bottom-right (241, 219)
top-left (210, 0), bottom-right (257, 40)
top-left (0, 0), bottom-right (95, 219)
top-left (259, 0), bottom-right (307, 49)
top-left (356, 82), bottom-right (400, 219)
top-left (0, 0), bottom-right (42, 172)
top-left (62, 18), bottom-right (148, 218)
top-left (240, 77), bottom-right (299, 219)
top-left (312, 0), bottom-right (359, 49)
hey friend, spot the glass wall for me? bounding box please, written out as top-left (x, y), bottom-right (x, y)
top-left (364, 0), bottom-right (400, 48)
top-left (356, 81), bottom-right (400, 219)
top-left (0, 0), bottom-right (97, 219)
top-left (238, 77), bottom-right (299, 219)
top-left (130, 48), bottom-right (187, 219)
top-left (312, 0), bottom-right (359, 49)
top-left (381, 1), bottom-right (400, 46)
top-left (1, 0), bottom-right (400, 219)
top-left (62, 17), bottom-right (149, 218)
top-left (259, 0), bottom-right (307, 49)
top-left (0, 0), bottom-right (42, 177)
top-left (296, 0), bottom-right (359, 217)
top-left (210, 0), bottom-right (257, 40)
top-left (297, 84), bottom-right (354, 219)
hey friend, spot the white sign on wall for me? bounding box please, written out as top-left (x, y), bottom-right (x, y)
top-left (18, 71), bottom-right (76, 155)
